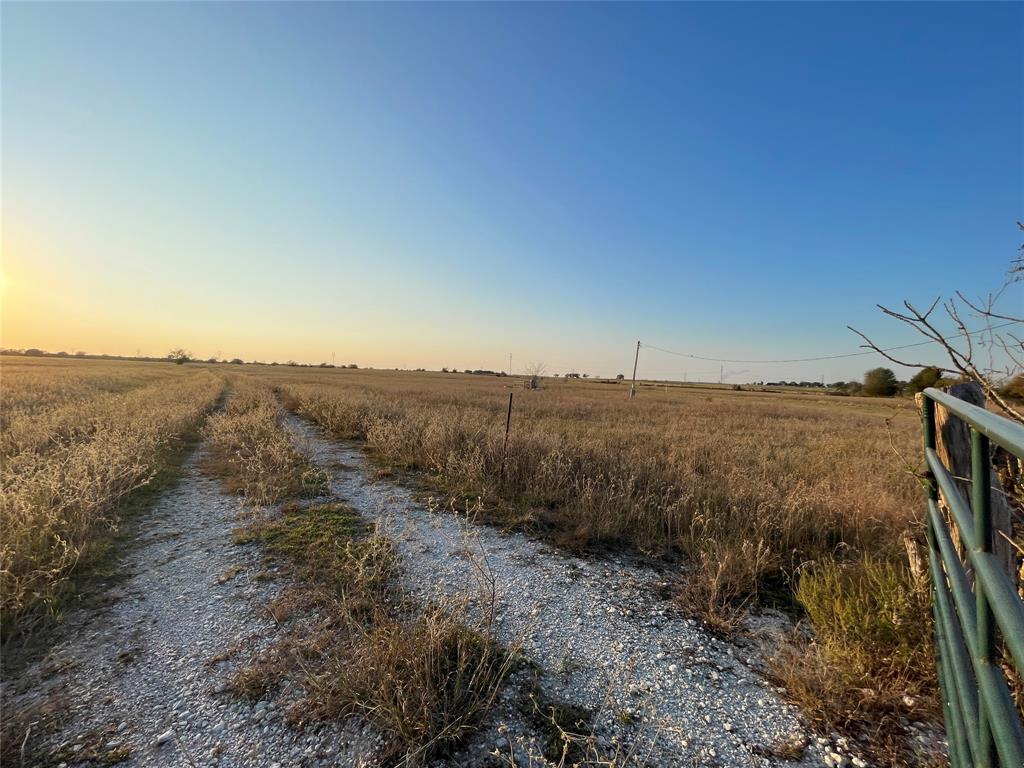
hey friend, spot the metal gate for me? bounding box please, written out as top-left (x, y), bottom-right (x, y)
top-left (920, 387), bottom-right (1024, 767)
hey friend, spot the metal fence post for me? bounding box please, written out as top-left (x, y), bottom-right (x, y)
top-left (973, 429), bottom-right (996, 768)
top-left (923, 396), bottom-right (937, 501)
top-left (922, 396), bottom-right (967, 765)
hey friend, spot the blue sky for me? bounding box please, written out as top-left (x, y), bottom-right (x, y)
top-left (3, 2), bottom-right (1021, 381)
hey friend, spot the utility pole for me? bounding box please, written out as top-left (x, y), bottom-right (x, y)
top-left (719, 364), bottom-right (724, 384)
top-left (629, 340), bottom-right (640, 399)
top-left (509, 353), bottom-right (512, 376)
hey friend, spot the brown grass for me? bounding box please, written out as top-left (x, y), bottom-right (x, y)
top-left (232, 499), bottom-right (514, 764)
top-left (1, 360), bottom-right (944, 762)
top-left (249, 366), bottom-right (936, 758)
top-left (202, 379), bottom-right (327, 506)
top-left (0, 357), bottom-right (224, 637)
top-left (263, 368), bottom-right (920, 602)
top-left (311, 604), bottom-right (512, 764)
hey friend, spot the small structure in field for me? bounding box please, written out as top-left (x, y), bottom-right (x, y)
top-left (524, 362), bottom-right (546, 390)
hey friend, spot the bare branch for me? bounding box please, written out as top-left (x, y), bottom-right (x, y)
top-left (956, 290), bottom-right (1024, 324)
top-left (846, 325), bottom-right (952, 372)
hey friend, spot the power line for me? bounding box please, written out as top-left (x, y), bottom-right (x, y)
top-left (641, 320), bottom-right (1022, 365)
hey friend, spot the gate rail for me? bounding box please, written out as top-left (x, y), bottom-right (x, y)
top-left (921, 387), bottom-right (1024, 767)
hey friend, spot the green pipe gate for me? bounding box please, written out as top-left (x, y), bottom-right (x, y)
top-left (920, 387), bottom-right (1024, 767)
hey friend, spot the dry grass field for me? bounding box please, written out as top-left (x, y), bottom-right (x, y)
top-left (1, 357), bottom-right (951, 762)
top-left (250, 365), bottom-right (939, 753)
top-left (203, 377), bottom-right (328, 507)
top-left (0, 356), bottom-right (224, 638)
top-left (259, 366), bottom-right (923, 584)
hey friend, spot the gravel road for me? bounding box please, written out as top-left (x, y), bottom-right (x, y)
top-left (4, 420), bottom-right (837, 768)
top-left (286, 414), bottom-right (825, 768)
top-left (2, 451), bottom-right (378, 768)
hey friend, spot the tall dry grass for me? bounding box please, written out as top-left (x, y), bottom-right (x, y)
top-left (1, 357), bottom-right (196, 427)
top-left (203, 379), bottom-right (327, 507)
top-left (255, 367), bottom-right (936, 760)
top-left (0, 358), bottom-right (224, 636)
top-left (268, 371), bottom-right (921, 611)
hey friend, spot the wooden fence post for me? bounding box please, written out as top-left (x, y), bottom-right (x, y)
top-left (931, 382), bottom-right (1015, 579)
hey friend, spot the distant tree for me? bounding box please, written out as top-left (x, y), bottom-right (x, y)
top-left (206, 357), bottom-right (218, 364)
top-left (616, 373), bottom-right (625, 380)
top-left (904, 366), bottom-right (942, 396)
top-left (167, 348), bottom-right (191, 365)
top-left (24, 348), bottom-right (45, 357)
top-left (230, 358), bottom-right (244, 365)
top-left (347, 363), bottom-right (358, 369)
top-left (75, 350), bottom-right (87, 357)
top-left (862, 367), bottom-right (898, 397)
top-left (830, 381), bottom-right (846, 389)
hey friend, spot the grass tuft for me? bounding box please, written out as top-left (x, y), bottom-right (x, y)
top-left (310, 604), bottom-right (513, 763)
top-left (231, 498), bottom-right (513, 763)
top-left (770, 554), bottom-right (937, 765)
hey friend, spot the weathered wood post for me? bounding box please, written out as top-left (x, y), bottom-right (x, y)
top-left (920, 382), bottom-right (1015, 578)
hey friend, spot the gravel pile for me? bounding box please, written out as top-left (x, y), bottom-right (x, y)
top-left (287, 415), bottom-right (826, 768)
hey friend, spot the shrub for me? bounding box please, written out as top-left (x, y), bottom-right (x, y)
top-left (796, 555), bottom-right (933, 683)
top-left (863, 367), bottom-right (898, 397)
top-left (771, 554), bottom-right (937, 765)
top-left (904, 367), bottom-right (942, 396)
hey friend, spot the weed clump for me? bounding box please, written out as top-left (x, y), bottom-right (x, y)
top-left (310, 605), bottom-right (512, 763)
top-left (770, 555), bottom-right (937, 766)
top-left (231, 500), bottom-right (512, 764)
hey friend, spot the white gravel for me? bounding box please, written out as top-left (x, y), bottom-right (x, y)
top-left (287, 414), bottom-right (824, 767)
top-left (3, 417), bottom-right (831, 768)
top-left (2, 451), bottom-right (380, 768)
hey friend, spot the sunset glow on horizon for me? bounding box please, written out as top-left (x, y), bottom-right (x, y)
top-left (3, 2), bottom-right (1021, 381)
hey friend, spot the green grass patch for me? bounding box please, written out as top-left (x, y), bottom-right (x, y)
top-left (241, 502), bottom-right (396, 616)
top-left (770, 554), bottom-right (938, 766)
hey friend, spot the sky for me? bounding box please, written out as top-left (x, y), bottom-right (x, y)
top-left (2, 2), bottom-right (1022, 382)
